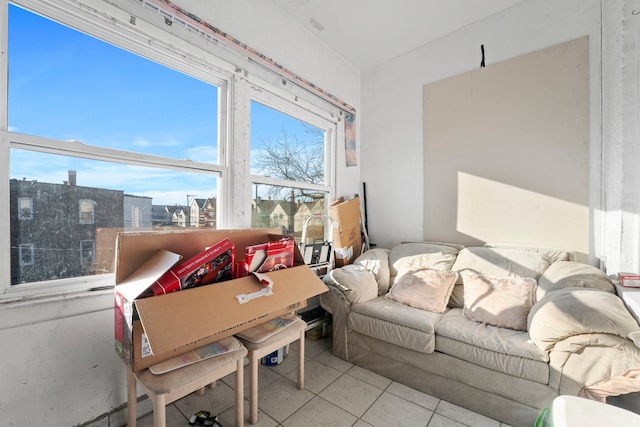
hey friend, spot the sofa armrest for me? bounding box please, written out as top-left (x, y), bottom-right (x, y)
top-left (547, 333), bottom-right (640, 398)
top-left (319, 283), bottom-right (352, 360)
top-left (528, 287), bottom-right (640, 352)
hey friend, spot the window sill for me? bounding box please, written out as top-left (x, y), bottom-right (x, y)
top-left (0, 287), bottom-right (114, 331)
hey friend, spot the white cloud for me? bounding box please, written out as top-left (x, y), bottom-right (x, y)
top-left (184, 145), bottom-right (217, 163)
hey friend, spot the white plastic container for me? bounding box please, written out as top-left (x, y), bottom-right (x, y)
top-left (551, 395), bottom-right (640, 427)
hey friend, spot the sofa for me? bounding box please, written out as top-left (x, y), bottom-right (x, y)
top-left (319, 242), bottom-right (640, 427)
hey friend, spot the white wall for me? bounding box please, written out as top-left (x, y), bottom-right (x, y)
top-left (361, 0), bottom-right (605, 253)
top-left (0, 1), bottom-right (360, 426)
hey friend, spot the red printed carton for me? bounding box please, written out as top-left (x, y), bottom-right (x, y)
top-left (143, 238), bottom-right (235, 297)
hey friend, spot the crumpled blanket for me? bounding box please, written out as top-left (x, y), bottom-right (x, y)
top-left (579, 368), bottom-right (640, 402)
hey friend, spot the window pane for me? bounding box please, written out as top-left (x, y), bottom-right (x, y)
top-left (18, 197), bottom-right (32, 219)
top-left (10, 149), bottom-right (219, 285)
top-left (250, 101), bottom-right (325, 184)
top-left (251, 183), bottom-right (327, 243)
top-left (8, 4), bottom-right (219, 163)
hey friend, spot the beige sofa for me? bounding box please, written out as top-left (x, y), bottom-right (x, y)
top-left (319, 242), bottom-right (640, 427)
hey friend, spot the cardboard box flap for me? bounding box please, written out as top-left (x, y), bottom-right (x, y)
top-left (116, 249), bottom-right (182, 301)
top-left (135, 265), bottom-right (328, 356)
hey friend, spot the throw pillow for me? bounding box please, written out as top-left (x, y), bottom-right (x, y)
top-left (462, 274), bottom-right (537, 331)
top-left (385, 266), bottom-right (458, 313)
top-left (324, 264), bottom-right (379, 304)
top-left (354, 248), bottom-right (391, 295)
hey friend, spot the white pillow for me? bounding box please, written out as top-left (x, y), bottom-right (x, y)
top-left (354, 248), bottom-right (391, 295)
top-left (324, 264), bottom-right (378, 304)
top-left (463, 274), bottom-right (537, 331)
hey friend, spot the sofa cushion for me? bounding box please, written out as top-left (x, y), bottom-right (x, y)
top-left (324, 264), bottom-right (378, 304)
top-left (389, 242), bottom-right (460, 279)
top-left (462, 274), bottom-right (537, 331)
top-left (483, 243), bottom-right (573, 263)
top-left (354, 248), bottom-right (391, 295)
top-left (528, 287), bottom-right (640, 352)
top-left (349, 296), bottom-right (442, 353)
top-left (435, 308), bottom-right (549, 384)
top-left (536, 260), bottom-right (615, 301)
top-left (386, 267), bottom-right (458, 313)
top-left (449, 247), bottom-right (551, 308)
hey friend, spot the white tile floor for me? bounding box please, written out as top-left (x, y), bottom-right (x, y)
top-left (127, 336), bottom-right (513, 427)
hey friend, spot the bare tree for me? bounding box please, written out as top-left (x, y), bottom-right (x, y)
top-left (253, 124), bottom-right (325, 234)
top-left (254, 124), bottom-right (324, 201)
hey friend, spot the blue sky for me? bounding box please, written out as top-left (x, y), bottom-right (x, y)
top-left (8, 4), bottom-right (315, 205)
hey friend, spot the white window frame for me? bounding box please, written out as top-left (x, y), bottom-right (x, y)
top-left (248, 82), bottom-right (337, 206)
top-left (0, 0), bottom-right (232, 301)
top-left (0, 0), bottom-right (340, 305)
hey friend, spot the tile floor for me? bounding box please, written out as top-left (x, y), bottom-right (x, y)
top-left (124, 336), bottom-right (513, 427)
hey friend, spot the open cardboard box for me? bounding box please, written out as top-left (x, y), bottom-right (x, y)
top-left (114, 227), bottom-right (328, 371)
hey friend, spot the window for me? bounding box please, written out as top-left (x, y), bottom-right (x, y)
top-left (17, 197), bottom-right (32, 219)
top-left (80, 240), bottom-right (95, 267)
top-left (250, 98), bottom-right (334, 242)
top-left (4, 2), bottom-right (224, 292)
top-left (79, 200), bottom-right (95, 225)
top-left (1, 0), bottom-right (338, 300)
top-left (18, 243), bottom-right (34, 266)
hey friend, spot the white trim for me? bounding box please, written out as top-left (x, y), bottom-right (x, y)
top-left (0, 0), bottom-right (10, 300)
top-left (9, 132), bottom-right (225, 175)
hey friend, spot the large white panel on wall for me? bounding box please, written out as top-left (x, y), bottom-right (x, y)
top-left (423, 36), bottom-right (589, 256)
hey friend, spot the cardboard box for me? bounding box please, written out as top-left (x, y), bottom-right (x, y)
top-left (329, 197), bottom-right (363, 267)
top-left (114, 228), bottom-right (328, 371)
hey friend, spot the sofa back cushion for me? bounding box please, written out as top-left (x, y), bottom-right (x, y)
top-left (449, 247), bottom-right (552, 308)
top-left (536, 260), bottom-right (615, 301)
top-left (483, 243), bottom-right (573, 263)
top-left (388, 242), bottom-right (460, 279)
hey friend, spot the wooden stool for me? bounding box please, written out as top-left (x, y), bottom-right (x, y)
top-left (126, 337), bottom-right (247, 427)
top-left (236, 316), bottom-right (307, 424)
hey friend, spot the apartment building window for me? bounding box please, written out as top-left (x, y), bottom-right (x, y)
top-left (3, 2), bottom-right (224, 293)
top-left (79, 200), bottom-right (95, 225)
top-left (17, 197), bottom-right (32, 219)
top-left (18, 243), bottom-right (34, 266)
top-left (80, 240), bottom-right (95, 267)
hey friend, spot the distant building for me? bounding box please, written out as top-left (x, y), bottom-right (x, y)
top-left (189, 197), bottom-right (217, 228)
top-left (152, 205), bottom-right (190, 228)
top-left (252, 196), bottom-right (325, 237)
top-left (9, 171), bottom-right (131, 284)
